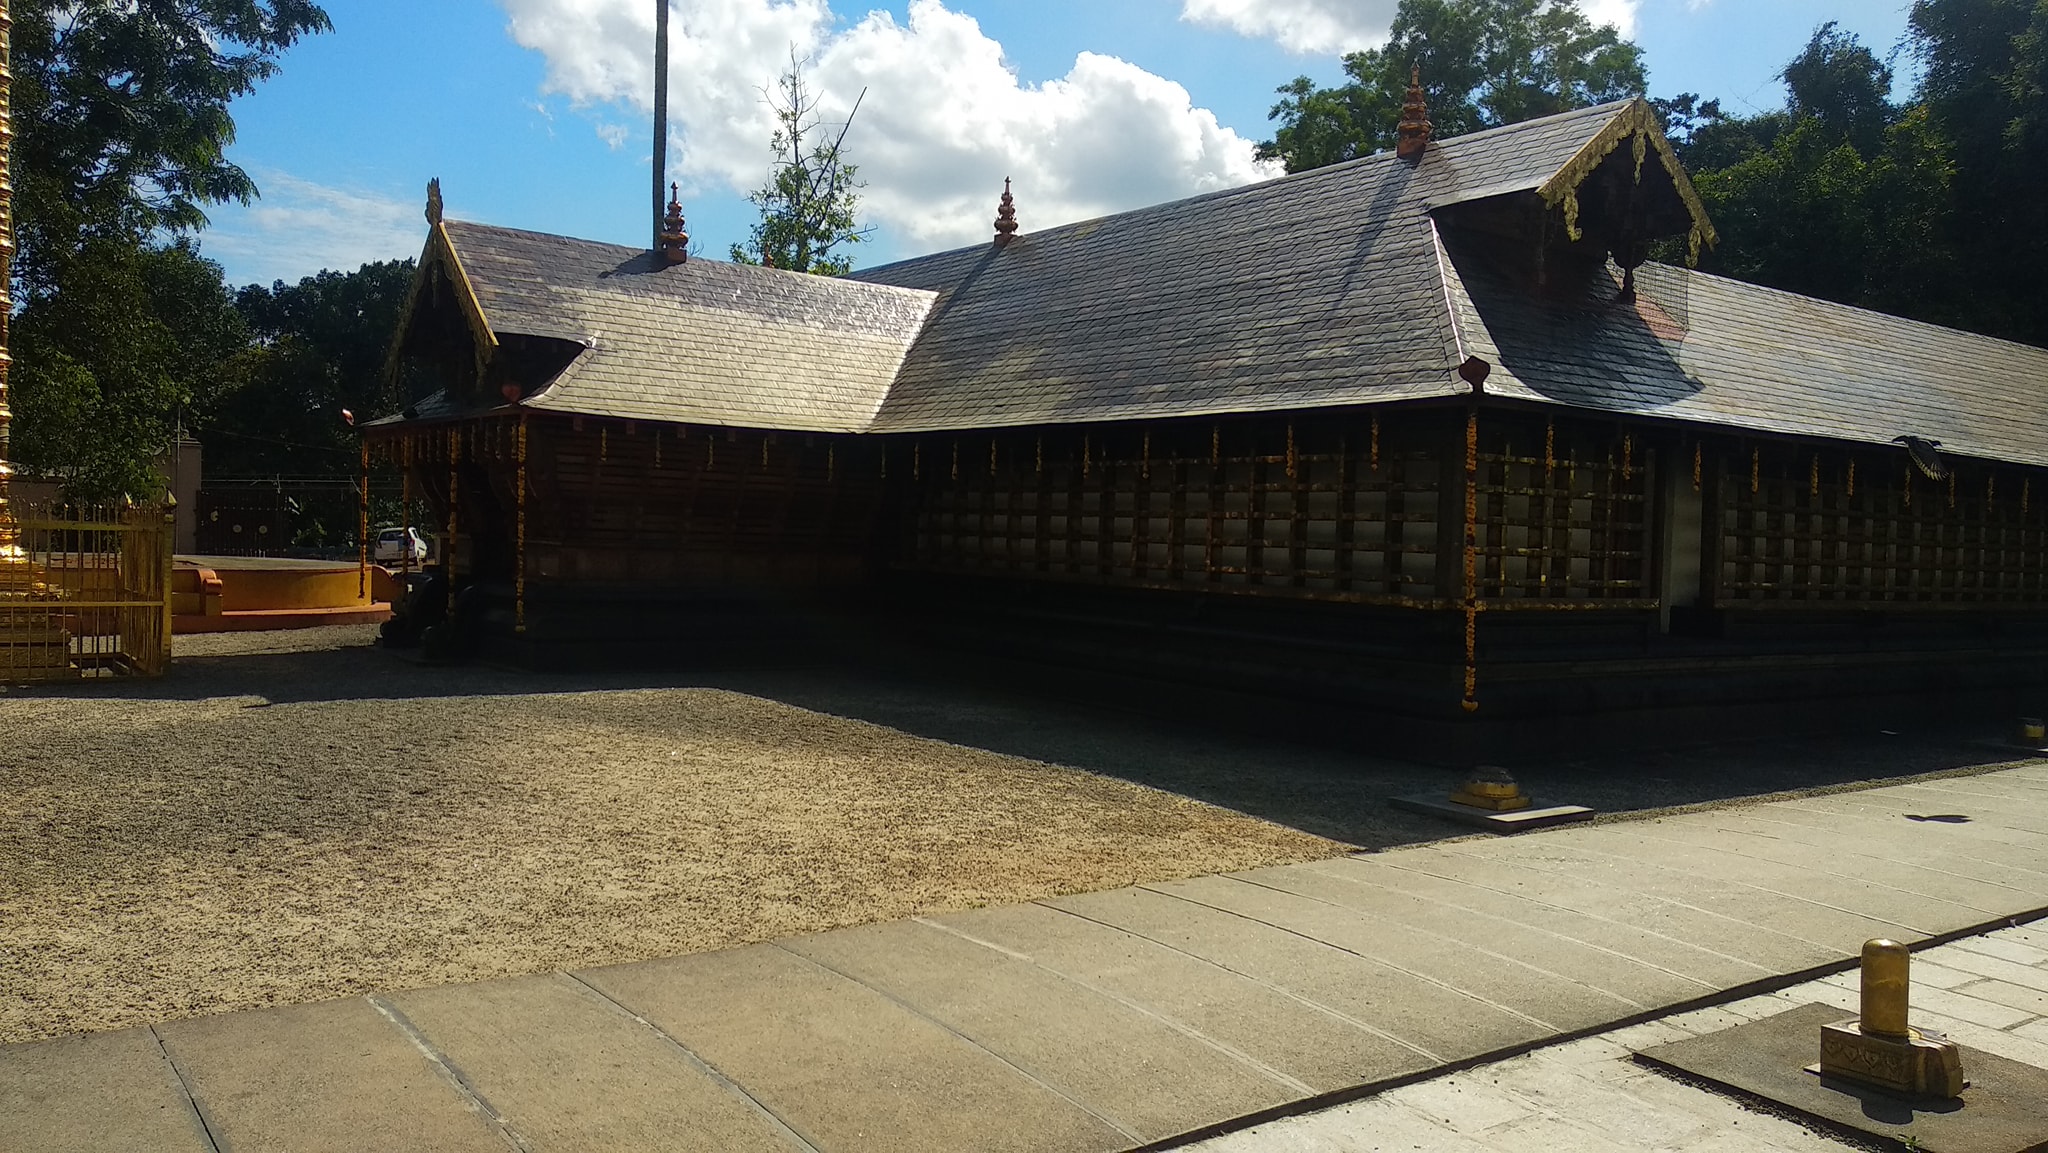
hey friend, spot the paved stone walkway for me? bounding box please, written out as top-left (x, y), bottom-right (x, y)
top-left (6, 763), bottom-right (2048, 1153)
top-left (1181, 921), bottom-right (2048, 1151)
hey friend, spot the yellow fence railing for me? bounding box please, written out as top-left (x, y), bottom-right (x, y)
top-left (0, 500), bottom-right (174, 682)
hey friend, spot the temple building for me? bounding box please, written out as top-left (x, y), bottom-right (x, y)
top-left (364, 92), bottom-right (2048, 756)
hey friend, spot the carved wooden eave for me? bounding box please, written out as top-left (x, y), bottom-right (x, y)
top-left (381, 214), bottom-right (501, 396)
top-left (1536, 98), bottom-right (1720, 266)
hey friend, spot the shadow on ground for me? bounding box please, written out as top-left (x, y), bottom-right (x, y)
top-left (12, 625), bottom-right (2035, 851)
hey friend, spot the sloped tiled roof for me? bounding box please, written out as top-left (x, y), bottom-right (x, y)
top-left (382, 99), bottom-right (2048, 471)
top-left (849, 100), bottom-right (1634, 432)
top-left (1438, 228), bottom-right (2048, 468)
top-left (441, 221), bottom-right (937, 433)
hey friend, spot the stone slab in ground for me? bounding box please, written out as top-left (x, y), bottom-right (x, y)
top-left (1634, 1001), bottom-right (2048, 1153)
top-left (926, 901), bottom-right (1434, 1093)
top-left (576, 943), bottom-right (1130, 1153)
top-left (1389, 793), bottom-right (1594, 832)
top-left (153, 996), bottom-right (511, 1153)
top-left (380, 973), bottom-right (804, 1152)
top-left (783, 918), bottom-right (1298, 1142)
top-left (0, 1027), bottom-right (212, 1153)
top-left (1044, 884), bottom-right (1553, 1061)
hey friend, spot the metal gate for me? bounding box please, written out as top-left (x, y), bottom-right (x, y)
top-left (0, 501), bottom-right (174, 682)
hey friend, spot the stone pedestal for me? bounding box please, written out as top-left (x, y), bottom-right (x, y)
top-left (1813, 1020), bottom-right (1967, 1099)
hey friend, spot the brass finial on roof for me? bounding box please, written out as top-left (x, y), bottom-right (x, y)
top-left (658, 182), bottom-right (689, 266)
top-left (1397, 65), bottom-right (1432, 161)
top-left (425, 178), bottom-right (444, 226)
top-left (993, 177), bottom-right (1019, 249)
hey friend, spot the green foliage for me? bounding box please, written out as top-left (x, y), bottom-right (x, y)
top-left (1782, 21), bottom-right (1895, 156)
top-left (12, 239), bottom-right (250, 500)
top-left (8, 0), bottom-right (332, 498)
top-left (1260, 0), bottom-right (1646, 172)
top-left (14, 0), bottom-right (332, 292)
top-left (1678, 6), bottom-right (2047, 344)
top-left (1909, 0), bottom-right (2048, 343)
top-left (728, 55), bottom-right (873, 276)
top-left (205, 260), bottom-right (417, 479)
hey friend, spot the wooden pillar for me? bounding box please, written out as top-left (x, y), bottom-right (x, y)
top-left (358, 439), bottom-right (370, 599)
top-left (1657, 435), bottom-right (1703, 631)
top-left (515, 414), bottom-right (528, 634)
top-left (1460, 406), bottom-right (1479, 713)
top-left (446, 425), bottom-right (461, 615)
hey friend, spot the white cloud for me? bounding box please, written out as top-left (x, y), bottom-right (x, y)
top-left (1579, 0), bottom-right (1640, 35)
top-left (200, 172), bottom-right (422, 288)
top-left (1179, 0), bottom-right (1398, 55)
top-left (497, 0), bottom-right (1277, 256)
top-left (1179, 0), bottom-right (1637, 55)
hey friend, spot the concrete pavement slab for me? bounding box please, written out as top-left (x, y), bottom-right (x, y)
top-left (1233, 861), bottom-right (1718, 1007)
top-left (1954, 979), bottom-right (2048, 1016)
top-left (1912, 780), bottom-right (2048, 810)
top-left (1561, 822), bottom-right (2004, 926)
top-left (380, 973), bottom-right (805, 1153)
top-left (1644, 812), bottom-right (2043, 908)
top-left (1444, 837), bottom-right (1934, 946)
top-left (1302, 855), bottom-right (1778, 987)
top-left (783, 918), bottom-right (1297, 1142)
top-left (923, 902), bottom-right (1432, 1092)
top-left (576, 943), bottom-right (1130, 1153)
top-left (1145, 874), bottom-right (1644, 1032)
top-left (1784, 794), bottom-right (2048, 851)
top-left (0, 1027), bottom-right (213, 1153)
top-left (1734, 804), bottom-right (2048, 885)
top-left (153, 996), bottom-right (510, 1153)
top-left (1838, 782), bottom-right (2048, 838)
top-left (1046, 884), bottom-right (1550, 1060)
top-left (1690, 810), bottom-right (2048, 900)
top-left (1951, 935), bottom-right (2048, 965)
top-left (1373, 845), bottom-right (1839, 971)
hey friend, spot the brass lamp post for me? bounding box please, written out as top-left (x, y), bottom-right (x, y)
top-left (0, 0), bottom-right (20, 568)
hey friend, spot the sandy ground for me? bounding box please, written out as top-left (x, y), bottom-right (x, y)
top-left (3, 626), bottom-right (2029, 1044)
top-left (1, 627), bottom-right (1351, 1043)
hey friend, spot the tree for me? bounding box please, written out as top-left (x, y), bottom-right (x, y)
top-left (1675, 9), bottom-right (2047, 345)
top-left (8, 0), bottom-right (331, 496)
top-left (14, 0), bottom-right (332, 292)
top-left (1781, 21), bottom-right (1896, 156)
top-left (1260, 0), bottom-right (1646, 173)
top-left (728, 54), bottom-right (873, 276)
top-left (207, 260), bottom-right (417, 480)
top-left (10, 240), bottom-right (250, 500)
top-left (1907, 0), bottom-right (2048, 344)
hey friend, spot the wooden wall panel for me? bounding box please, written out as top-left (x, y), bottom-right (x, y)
top-left (1715, 445), bottom-right (2048, 606)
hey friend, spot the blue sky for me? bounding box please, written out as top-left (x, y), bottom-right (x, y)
top-left (199, 0), bottom-right (1917, 289)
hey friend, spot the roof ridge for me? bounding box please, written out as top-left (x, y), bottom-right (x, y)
top-left (857, 99), bottom-right (1642, 279)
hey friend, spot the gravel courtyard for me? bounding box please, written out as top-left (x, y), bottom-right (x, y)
top-left (1, 627), bottom-right (1356, 1043)
top-left (3, 626), bottom-right (2026, 1045)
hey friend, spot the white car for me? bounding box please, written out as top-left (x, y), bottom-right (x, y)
top-left (373, 526), bottom-right (429, 564)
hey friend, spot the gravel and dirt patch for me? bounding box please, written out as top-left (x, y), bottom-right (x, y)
top-left (1, 627), bottom-right (1353, 1043)
top-left (3, 626), bottom-right (2030, 1044)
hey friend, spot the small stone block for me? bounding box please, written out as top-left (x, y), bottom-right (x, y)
top-left (1389, 794), bottom-right (1594, 833)
top-left (1448, 789), bottom-right (1533, 812)
top-left (1633, 1002), bottom-right (2048, 1153)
